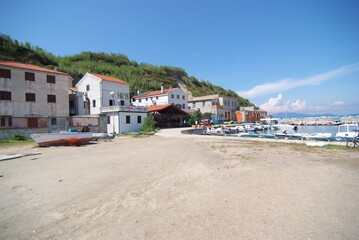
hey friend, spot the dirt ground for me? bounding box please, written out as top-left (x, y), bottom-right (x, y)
top-left (1, 128), bottom-right (359, 240)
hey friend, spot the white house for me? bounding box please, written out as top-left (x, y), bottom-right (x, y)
top-left (0, 61), bottom-right (72, 136)
top-left (75, 73), bottom-right (148, 134)
top-left (132, 85), bottom-right (188, 110)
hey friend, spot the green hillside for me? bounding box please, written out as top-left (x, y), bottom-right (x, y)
top-left (0, 34), bottom-right (253, 107)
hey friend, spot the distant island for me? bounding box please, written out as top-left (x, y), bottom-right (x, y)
top-left (272, 112), bottom-right (359, 119)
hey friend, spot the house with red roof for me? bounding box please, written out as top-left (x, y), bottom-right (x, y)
top-left (0, 61), bottom-right (72, 138)
top-left (75, 73), bottom-right (147, 134)
top-left (132, 84), bottom-right (189, 110)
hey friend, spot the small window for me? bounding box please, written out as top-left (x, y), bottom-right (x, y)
top-left (47, 94), bottom-right (56, 103)
top-left (25, 72), bottom-right (35, 81)
top-left (139, 99), bottom-right (142, 103)
top-left (0, 91), bottom-right (12, 100)
top-left (126, 115), bottom-right (130, 124)
top-left (137, 116), bottom-right (142, 124)
top-left (177, 95), bottom-right (179, 99)
top-left (86, 85), bottom-right (90, 91)
top-left (47, 75), bottom-right (56, 83)
top-left (25, 93), bottom-right (36, 102)
top-left (120, 100), bottom-right (124, 106)
top-left (182, 96), bottom-right (185, 100)
top-left (0, 116), bottom-right (12, 127)
top-left (51, 118), bottom-right (57, 126)
top-left (171, 94), bottom-right (174, 98)
top-left (109, 99), bottom-right (114, 106)
top-left (202, 101), bottom-right (205, 107)
top-left (107, 116), bottom-right (111, 124)
top-left (28, 118), bottom-right (38, 128)
top-left (182, 104), bottom-right (185, 109)
top-left (146, 98), bottom-right (148, 101)
top-left (92, 100), bottom-right (96, 107)
top-left (0, 68), bottom-right (11, 78)
top-left (156, 96), bottom-right (158, 100)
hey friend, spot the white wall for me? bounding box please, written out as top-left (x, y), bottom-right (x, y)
top-left (133, 88), bottom-right (188, 109)
top-left (106, 112), bottom-right (148, 134)
top-left (76, 73), bottom-right (130, 115)
top-left (0, 66), bottom-right (70, 118)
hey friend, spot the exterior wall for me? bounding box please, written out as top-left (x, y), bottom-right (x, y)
top-left (188, 95), bottom-right (238, 121)
top-left (0, 127), bottom-right (48, 140)
top-left (235, 107), bottom-right (267, 122)
top-left (106, 111), bottom-right (148, 134)
top-left (102, 80), bottom-right (130, 108)
top-left (132, 88), bottom-right (188, 109)
top-left (0, 66), bottom-right (70, 118)
top-left (76, 73), bottom-right (130, 115)
top-left (167, 88), bottom-right (188, 109)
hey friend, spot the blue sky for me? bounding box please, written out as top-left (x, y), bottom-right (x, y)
top-left (1, 0), bottom-right (359, 114)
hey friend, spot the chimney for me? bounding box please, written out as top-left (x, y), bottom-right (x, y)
top-left (160, 83), bottom-right (164, 93)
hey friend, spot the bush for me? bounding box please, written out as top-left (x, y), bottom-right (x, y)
top-left (141, 115), bottom-right (156, 132)
top-left (12, 134), bottom-right (26, 141)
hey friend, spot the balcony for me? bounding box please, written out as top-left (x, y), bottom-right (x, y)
top-left (100, 105), bottom-right (148, 113)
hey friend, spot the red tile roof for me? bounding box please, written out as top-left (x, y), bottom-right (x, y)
top-left (148, 104), bottom-right (189, 115)
top-left (89, 73), bottom-right (129, 84)
top-left (0, 61), bottom-right (69, 75)
top-left (132, 88), bottom-right (176, 98)
top-left (69, 87), bottom-right (78, 92)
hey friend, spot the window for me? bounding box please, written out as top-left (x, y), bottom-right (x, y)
top-left (139, 99), bottom-right (142, 103)
top-left (51, 118), bottom-right (57, 126)
top-left (120, 100), bottom-right (125, 106)
top-left (0, 116), bottom-right (12, 127)
top-left (156, 97), bottom-right (158, 100)
top-left (86, 85), bottom-right (90, 91)
top-left (25, 93), bottom-right (36, 102)
top-left (0, 68), bottom-right (11, 78)
top-left (171, 94), bottom-right (174, 98)
top-left (107, 116), bottom-right (111, 124)
top-left (126, 115), bottom-right (130, 124)
top-left (182, 96), bottom-right (185, 100)
top-left (47, 94), bottom-right (56, 103)
top-left (146, 98), bottom-right (148, 101)
top-left (47, 75), bottom-right (55, 83)
top-left (202, 101), bottom-right (205, 107)
top-left (109, 99), bottom-right (114, 106)
top-left (177, 95), bottom-right (179, 99)
top-left (25, 72), bottom-right (35, 81)
top-left (137, 116), bottom-right (142, 123)
top-left (27, 118), bottom-right (38, 128)
top-left (0, 91), bottom-right (12, 100)
top-left (182, 104), bottom-right (185, 109)
top-left (92, 100), bottom-right (96, 107)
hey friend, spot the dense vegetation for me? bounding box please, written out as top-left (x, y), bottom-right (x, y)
top-left (0, 34), bottom-right (253, 107)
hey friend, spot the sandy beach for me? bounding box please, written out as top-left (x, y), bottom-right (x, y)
top-left (1, 128), bottom-right (359, 240)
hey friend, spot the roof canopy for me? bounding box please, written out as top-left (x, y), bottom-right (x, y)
top-left (148, 104), bottom-right (188, 115)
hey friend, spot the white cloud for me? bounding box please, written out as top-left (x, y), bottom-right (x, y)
top-left (260, 94), bottom-right (308, 113)
top-left (238, 63), bottom-right (359, 98)
top-left (332, 101), bottom-right (344, 106)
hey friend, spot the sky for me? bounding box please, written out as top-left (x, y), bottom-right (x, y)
top-left (1, 0), bottom-right (359, 115)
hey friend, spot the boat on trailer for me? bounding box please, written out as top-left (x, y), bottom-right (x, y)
top-left (31, 129), bottom-right (94, 147)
